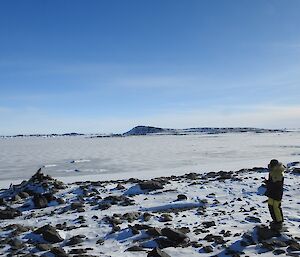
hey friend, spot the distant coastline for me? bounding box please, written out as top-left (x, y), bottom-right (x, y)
top-left (0, 125), bottom-right (292, 139)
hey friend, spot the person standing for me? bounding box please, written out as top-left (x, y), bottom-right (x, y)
top-left (265, 159), bottom-right (285, 230)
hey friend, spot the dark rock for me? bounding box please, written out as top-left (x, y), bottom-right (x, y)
top-left (43, 192), bottom-right (56, 202)
top-left (143, 212), bottom-right (152, 222)
top-left (12, 194), bottom-right (22, 202)
top-left (132, 224), bottom-right (152, 231)
top-left (186, 173), bottom-right (199, 180)
top-left (126, 246), bottom-right (145, 251)
top-left (131, 227), bottom-right (140, 235)
top-left (0, 207), bottom-right (22, 219)
top-left (139, 181), bottom-right (164, 191)
top-left (161, 228), bottom-right (189, 243)
top-left (5, 224), bottom-right (30, 234)
top-left (270, 239), bottom-right (288, 248)
top-left (0, 197), bottom-right (7, 205)
top-left (202, 221), bottom-right (216, 228)
top-left (146, 227), bottom-right (162, 237)
top-left (33, 194), bottom-right (48, 209)
top-left (261, 241), bottom-right (275, 251)
top-left (50, 246), bottom-right (69, 257)
top-left (34, 225), bottom-right (63, 243)
top-left (202, 245), bottom-right (213, 253)
top-left (203, 234), bottom-right (225, 244)
top-left (76, 207), bottom-right (85, 212)
top-left (122, 212), bottom-right (140, 222)
top-left (245, 216), bottom-right (261, 223)
top-left (287, 241), bottom-right (300, 251)
top-left (147, 247), bottom-right (171, 257)
top-left (36, 243), bottom-right (51, 251)
top-left (154, 237), bottom-right (175, 248)
top-left (8, 238), bottom-right (24, 249)
top-left (66, 235), bottom-right (85, 246)
top-left (71, 202), bottom-right (84, 210)
top-left (176, 194), bottom-right (187, 201)
top-left (69, 248), bottom-right (88, 254)
top-left (273, 249), bottom-right (285, 255)
top-left (292, 167), bottom-right (300, 174)
top-left (19, 191), bottom-right (30, 199)
top-left (159, 214), bottom-right (173, 222)
top-left (177, 227), bottom-right (190, 234)
top-left (116, 183), bottom-right (125, 190)
top-left (102, 195), bottom-right (134, 206)
top-left (98, 203), bottom-right (111, 210)
top-left (190, 241), bottom-right (203, 248)
top-left (217, 171), bottom-right (233, 180)
top-left (96, 238), bottom-right (104, 245)
top-left (223, 231), bottom-right (231, 237)
top-left (57, 198), bottom-right (65, 204)
top-left (112, 224), bottom-right (120, 232)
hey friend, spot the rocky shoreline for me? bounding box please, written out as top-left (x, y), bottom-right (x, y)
top-left (0, 164), bottom-right (300, 257)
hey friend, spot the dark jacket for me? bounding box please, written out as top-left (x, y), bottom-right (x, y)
top-left (265, 164), bottom-right (285, 201)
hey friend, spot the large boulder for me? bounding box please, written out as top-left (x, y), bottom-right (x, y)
top-left (161, 228), bottom-right (189, 243)
top-left (34, 225), bottom-right (63, 243)
top-left (139, 181), bottom-right (164, 191)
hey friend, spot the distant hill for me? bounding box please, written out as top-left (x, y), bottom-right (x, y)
top-left (123, 126), bottom-right (165, 136)
top-left (123, 126), bottom-right (286, 136)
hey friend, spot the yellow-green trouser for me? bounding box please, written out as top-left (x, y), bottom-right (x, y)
top-left (268, 198), bottom-right (283, 222)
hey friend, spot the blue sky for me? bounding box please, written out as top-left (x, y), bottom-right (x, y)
top-left (1, 0), bottom-right (300, 134)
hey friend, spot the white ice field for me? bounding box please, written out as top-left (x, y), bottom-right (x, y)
top-left (0, 132), bottom-right (299, 188)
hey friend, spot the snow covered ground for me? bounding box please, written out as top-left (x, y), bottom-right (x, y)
top-left (0, 132), bottom-right (300, 188)
top-left (0, 132), bottom-right (299, 256)
top-left (0, 164), bottom-right (299, 257)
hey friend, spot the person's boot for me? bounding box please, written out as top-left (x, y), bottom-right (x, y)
top-left (270, 221), bottom-right (283, 231)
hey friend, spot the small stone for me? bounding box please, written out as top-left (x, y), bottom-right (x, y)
top-left (143, 212), bottom-right (152, 222)
top-left (96, 238), bottom-right (104, 245)
top-left (273, 249), bottom-right (285, 255)
top-left (36, 244), bottom-right (51, 251)
top-left (116, 183), bottom-right (125, 190)
top-left (71, 202), bottom-right (84, 210)
top-left (245, 216), bottom-right (261, 223)
top-left (177, 194), bottom-right (187, 201)
top-left (202, 245), bottom-right (213, 253)
top-left (202, 221), bottom-right (216, 228)
top-left (160, 214), bottom-right (173, 222)
top-left (287, 241), bottom-right (300, 251)
top-left (66, 235), bottom-right (85, 246)
top-left (19, 191), bottom-right (30, 199)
